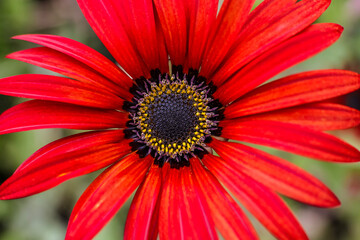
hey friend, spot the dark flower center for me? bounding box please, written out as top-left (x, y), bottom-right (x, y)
top-left (142, 81), bottom-right (201, 146)
top-left (123, 66), bottom-right (223, 168)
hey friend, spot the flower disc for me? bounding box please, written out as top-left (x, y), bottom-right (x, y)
top-left (123, 67), bottom-right (223, 168)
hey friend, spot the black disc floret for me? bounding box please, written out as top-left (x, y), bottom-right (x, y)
top-left (123, 66), bottom-right (223, 168)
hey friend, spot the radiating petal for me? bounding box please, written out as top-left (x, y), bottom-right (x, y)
top-left (0, 130), bottom-right (131, 199)
top-left (109, 0), bottom-right (168, 73)
top-left (212, 0), bottom-right (331, 84)
top-left (0, 100), bottom-right (128, 135)
top-left (178, 166), bottom-right (217, 240)
top-left (0, 74), bottom-right (124, 109)
top-left (7, 47), bottom-right (132, 99)
top-left (236, 103), bottom-right (360, 131)
top-left (224, 70), bottom-right (360, 118)
top-left (153, 0), bottom-right (187, 66)
top-left (149, 164), bottom-right (170, 240)
top-left (186, 0), bottom-right (218, 70)
top-left (244, 0), bottom-right (297, 28)
top-left (200, 0), bottom-right (255, 78)
top-left (220, 120), bottom-right (360, 162)
top-left (154, 13), bottom-right (169, 74)
top-left (209, 139), bottom-right (340, 207)
top-left (159, 168), bottom-right (180, 240)
top-left (16, 130), bottom-right (128, 173)
top-left (203, 154), bottom-right (308, 240)
top-left (65, 153), bottom-right (152, 240)
top-left (77, 0), bottom-right (149, 78)
top-left (191, 158), bottom-right (258, 240)
top-left (215, 23), bottom-right (343, 104)
top-left (124, 164), bottom-right (162, 240)
top-left (159, 166), bottom-right (217, 240)
top-left (13, 34), bottom-right (133, 89)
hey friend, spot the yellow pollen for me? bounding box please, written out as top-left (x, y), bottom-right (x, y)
top-left (133, 76), bottom-right (215, 159)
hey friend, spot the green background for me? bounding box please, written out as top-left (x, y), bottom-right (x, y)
top-left (0, 0), bottom-right (360, 239)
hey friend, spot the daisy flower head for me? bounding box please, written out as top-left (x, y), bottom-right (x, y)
top-left (1, 0), bottom-right (360, 239)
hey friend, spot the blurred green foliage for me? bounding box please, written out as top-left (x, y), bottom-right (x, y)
top-left (0, 0), bottom-right (360, 239)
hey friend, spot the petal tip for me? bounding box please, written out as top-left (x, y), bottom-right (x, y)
top-left (323, 193), bottom-right (341, 208)
top-left (11, 34), bottom-right (46, 42)
top-left (5, 52), bottom-right (17, 59)
top-left (327, 23), bottom-right (344, 35)
top-left (11, 34), bottom-right (27, 40)
top-left (332, 198), bottom-right (341, 207)
top-left (320, 191), bottom-right (341, 208)
top-left (337, 24), bottom-right (344, 34)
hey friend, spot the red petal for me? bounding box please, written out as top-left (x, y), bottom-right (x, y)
top-left (244, 0), bottom-right (297, 27)
top-left (109, 0), bottom-right (168, 73)
top-left (159, 167), bottom-right (217, 240)
top-left (13, 34), bottom-right (133, 89)
top-left (201, 0), bottom-right (255, 78)
top-left (179, 166), bottom-right (217, 239)
top-left (154, 13), bottom-right (169, 74)
top-left (203, 154), bottom-right (308, 240)
top-left (212, 0), bottom-right (331, 85)
top-left (191, 158), bottom-right (258, 240)
top-left (209, 139), bottom-right (340, 207)
top-left (16, 130), bottom-right (128, 173)
top-left (153, 0), bottom-right (187, 66)
top-left (0, 100), bottom-right (128, 135)
top-left (149, 164), bottom-right (170, 240)
top-left (220, 120), bottom-right (360, 162)
top-left (0, 130), bottom-right (131, 199)
top-left (7, 47), bottom-right (132, 99)
top-left (215, 23), bottom-right (343, 104)
top-left (158, 169), bottom-right (180, 240)
top-left (124, 164), bottom-right (162, 240)
top-left (0, 74), bottom-right (124, 109)
top-left (186, 0), bottom-right (218, 70)
top-left (65, 153), bottom-right (152, 240)
top-left (236, 102), bottom-right (360, 131)
top-left (76, 0), bottom-right (149, 78)
top-left (224, 70), bottom-right (360, 118)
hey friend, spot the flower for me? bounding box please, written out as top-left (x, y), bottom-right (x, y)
top-left (0, 0), bottom-right (360, 239)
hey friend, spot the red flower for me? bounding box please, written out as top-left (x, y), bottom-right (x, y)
top-left (1, 0), bottom-right (360, 239)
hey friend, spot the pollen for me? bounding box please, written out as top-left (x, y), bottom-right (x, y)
top-left (137, 80), bottom-right (209, 157)
top-left (123, 67), bottom-right (223, 168)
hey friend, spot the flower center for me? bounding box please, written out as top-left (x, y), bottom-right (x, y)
top-left (123, 67), bottom-right (223, 168)
top-left (141, 80), bottom-right (204, 147)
